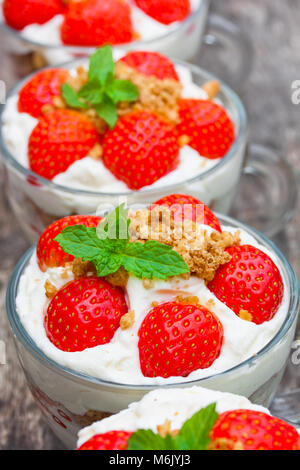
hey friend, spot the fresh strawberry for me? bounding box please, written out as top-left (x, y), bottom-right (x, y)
top-left (119, 51), bottom-right (180, 81)
top-left (102, 110), bottom-right (180, 190)
top-left (28, 109), bottom-right (101, 180)
top-left (45, 277), bottom-right (128, 352)
top-left (78, 431), bottom-right (132, 450)
top-left (37, 215), bottom-right (102, 271)
top-left (177, 99), bottom-right (235, 159)
top-left (134, 0), bottom-right (191, 25)
top-left (150, 194), bottom-right (222, 232)
top-left (138, 301), bottom-right (223, 378)
top-left (61, 0), bottom-right (133, 46)
top-left (211, 409), bottom-right (300, 450)
top-left (208, 245), bottom-right (284, 325)
top-left (3, 0), bottom-right (65, 30)
top-left (18, 69), bottom-right (69, 118)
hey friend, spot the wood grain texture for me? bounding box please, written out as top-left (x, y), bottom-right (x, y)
top-left (0, 0), bottom-right (299, 450)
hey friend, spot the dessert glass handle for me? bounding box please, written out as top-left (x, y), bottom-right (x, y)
top-left (230, 143), bottom-right (298, 238)
top-left (202, 14), bottom-right (253, 91)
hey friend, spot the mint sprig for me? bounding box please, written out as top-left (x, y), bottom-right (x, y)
top-left (128, 403), bottom-right (219, 450)
top-left (61, 46), bottom-right (139, 129)
top-left (54, 205), bottom-right (189, 280)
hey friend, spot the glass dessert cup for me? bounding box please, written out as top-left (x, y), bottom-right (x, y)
top-left (0, 60), bottom-right (248, 243)
top-left (6, 213), bottom-right (300, 449)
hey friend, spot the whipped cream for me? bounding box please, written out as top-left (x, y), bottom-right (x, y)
top-left (2, 60), bottom-right (222, 195)
top-left (77, 386), bottom-right (271, 447)
top-left (16, 225), bottom-right (290, 386)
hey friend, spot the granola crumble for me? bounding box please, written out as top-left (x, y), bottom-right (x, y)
top-left (157, 419), bottom-right (179, 438)
top-left (239, 310), bottom-right (253, 322)
top-left (120, 310), bottom-right (135, 330)
top-left (44, 280), bottom-right (57, 299)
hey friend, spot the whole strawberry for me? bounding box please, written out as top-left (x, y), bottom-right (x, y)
top-left (119, 51), bottom-right (180, 81)
top-left (45, 277), bottom-right (128, 352)
top-left (3, 0), bottom-right (65, 30)
top-left (177, 99), bottom-right (235, 159)
top-left (37, 215), bottom-right (102, 271)
top-left (102, 110), bottom-right (180, 190)
top-left (208, 245), bottom-right (284, 324)
top-left (138, 301), bottom-right (223, 378)
top-left (211, 409), bottom-right (300, 450)
top-left (150, 194), bottom-right (222, 232)
top-left (18, 69), bottom-right (69, 118)
top-left (28, 109), bottom-right (101, 180)
top-left (78, 431), bottom-right (132, 450)
top-left (61, 0), bottom-right (133, 46)
top-left (134, 0), bottom-right (191, 25)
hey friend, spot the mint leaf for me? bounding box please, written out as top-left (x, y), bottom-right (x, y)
top-left (128, 430), bottom-right (177, 451)
top-left (122, 240), bottom-right (189, 280)
top-left (107, 79), bottom-right (139, 104)
top-left (88, 45), bottom-right (115, 84)
top-left (94, 94), bottom-right (118, 129)
top-left (77, 79), bottom-right (103, 104)
top-left (61, 83), bottom-right (88, 109)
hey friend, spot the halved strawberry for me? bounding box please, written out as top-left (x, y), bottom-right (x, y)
top-left (45, 277), bottom-right (128, 352)
top-left (78, 430), bottom-right (133, 450)
top-left (177, 99), bottom-right (235, 159)
top-left (208, 245), bottom-right (284, 324)
top-left (3, 0), bottom-right (65, 31)
top-left (61, 0), bottom-right (133, 46)
top-left (37, 215), bottom-right (102, 271)
top-left (134, 0), bottom-right (191, 25)
top-left (28, 109), bottom-right (101, 180)
top-left (18, 68), bottom-right (69, 118)
top-left (119, 51), bottom-right (180, 81)
top-left (150, 194), bottom-right (222, 232)
top-left (138, 301), bottom-right (223, 378)
top-left (102, 110), bottom-right (180, 190)
top-left (211, 409), bottom-right (300, 450)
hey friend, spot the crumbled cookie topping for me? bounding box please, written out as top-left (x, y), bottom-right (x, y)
top-left (120, 310), bottom-right (135, 330)
top-left (128, 206), bottom-right (241, 282)
top-left (239, 310), bottom-right (253, 322)
top-left (44, 280), bottom-right (57, 299)
top-left (176, 295), bottom-right (200, 305)
top-left (72, 258), bottom-right (97, 279)
top-left (208, 438), bottom-right (244, 450)
top-left (105, 267), bottom-right (129, 289)
top-left (157, 419), bottom-right (179, 438)
top-left (201, 80), bottom-right (220, 100)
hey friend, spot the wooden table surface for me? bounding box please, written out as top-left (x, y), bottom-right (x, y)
top-left (0, 0), bottom-right (300, 450)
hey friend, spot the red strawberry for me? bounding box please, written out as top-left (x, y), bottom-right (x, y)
top-left (134, 0), bottom-right (191, 25)
top-left (28, 109), bottom-right (101, 180)
top-left (45, 277), bottom-right (128, 352)
top-left (208, 245), bottom-right (284, 325)
top-left (61, 0), bottom-right (133, 46)
top-left (18, 69), bottom-right (69, 118)
top-left (119, 51), bottom-right (179, 81)
top-left (211, 409), bottom-right (300, 450)
top-left (177, 99), bottom-right (235, 159)
top-left (78, 431), bottom-right (132, 450)
top-left (102, 110), bottom-right (180, 190)
top-left (138, 301), bottom-right (223, 378)
top-left (37, 215), bottom-right (102, 271)
top-left (3, 0), bottom-right (65, 31)
top-left (150, 194), bottom-right (222, 232)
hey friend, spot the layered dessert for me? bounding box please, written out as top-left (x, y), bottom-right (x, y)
top-left (1, 46), bottom-right (245, 240)
top-left (0, 0), bottom-right (206, 64)
top-left (77, 387), bottom-right (300, 450)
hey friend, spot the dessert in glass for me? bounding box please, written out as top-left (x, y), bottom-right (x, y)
top-left (6, 196), bottom-right (299, 448)
top-left (77, 386), bottom-right (300, 450)
top-left (0, 46), bottom-right (247, 241)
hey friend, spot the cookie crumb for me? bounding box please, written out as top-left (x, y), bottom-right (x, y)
top-left (105, 267), bottom-right (129, 289)
top-left (72, 258), bottom-right (97, 279)
top-left (44, 280), bottom-right (57, 299)
top-left (120, 310), bottom-right (135, 330)
top-left (142, 278), bottom-right (154, 289)
top-left (176, 295), bottom-right (199, 305)
top-left (201, 80), bottom-right (220, 100)
top-left (239, 310), bottom-right (253, 322)
top-left (89, 143), bottom-right (103, 160)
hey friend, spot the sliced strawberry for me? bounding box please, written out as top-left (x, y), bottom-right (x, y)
top-left (208, 245), bottom-right (284, 324)
top-left (119, 51), bottom-right (180, 81)
top-left (177, 99), bottom-right (235, 159)
top-left (28, 109), bottom-right (101, 180)
top-left (45, 277), bottom-right (128, 352)
top-left (61, 0), bottom-right (133, 46)
top-left (102, 110), bottom-right (180, 190)
top-left (138, 301), bottom-right (223, 378)
top-left (3, 0), bottom-right (65, 31)
top-left (78, 430), bottom-right (132, 450)
top-left (37, 215), bottom-right (102, 271)
top-left (134, 0), bottom-right (191, 25)
top-left (18, 69), bottom-right (69, 118)
top-left (150, 194), bottom-right (222, 232)
top-left (211, 409), bottom-right (300, 450)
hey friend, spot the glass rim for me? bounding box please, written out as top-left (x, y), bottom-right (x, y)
top-left (0, 0), bottom-right (210, 51)
top-left (0, 57), bottom-right (247, 198)
top-left (6, 212), bottom-right (299, 391)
